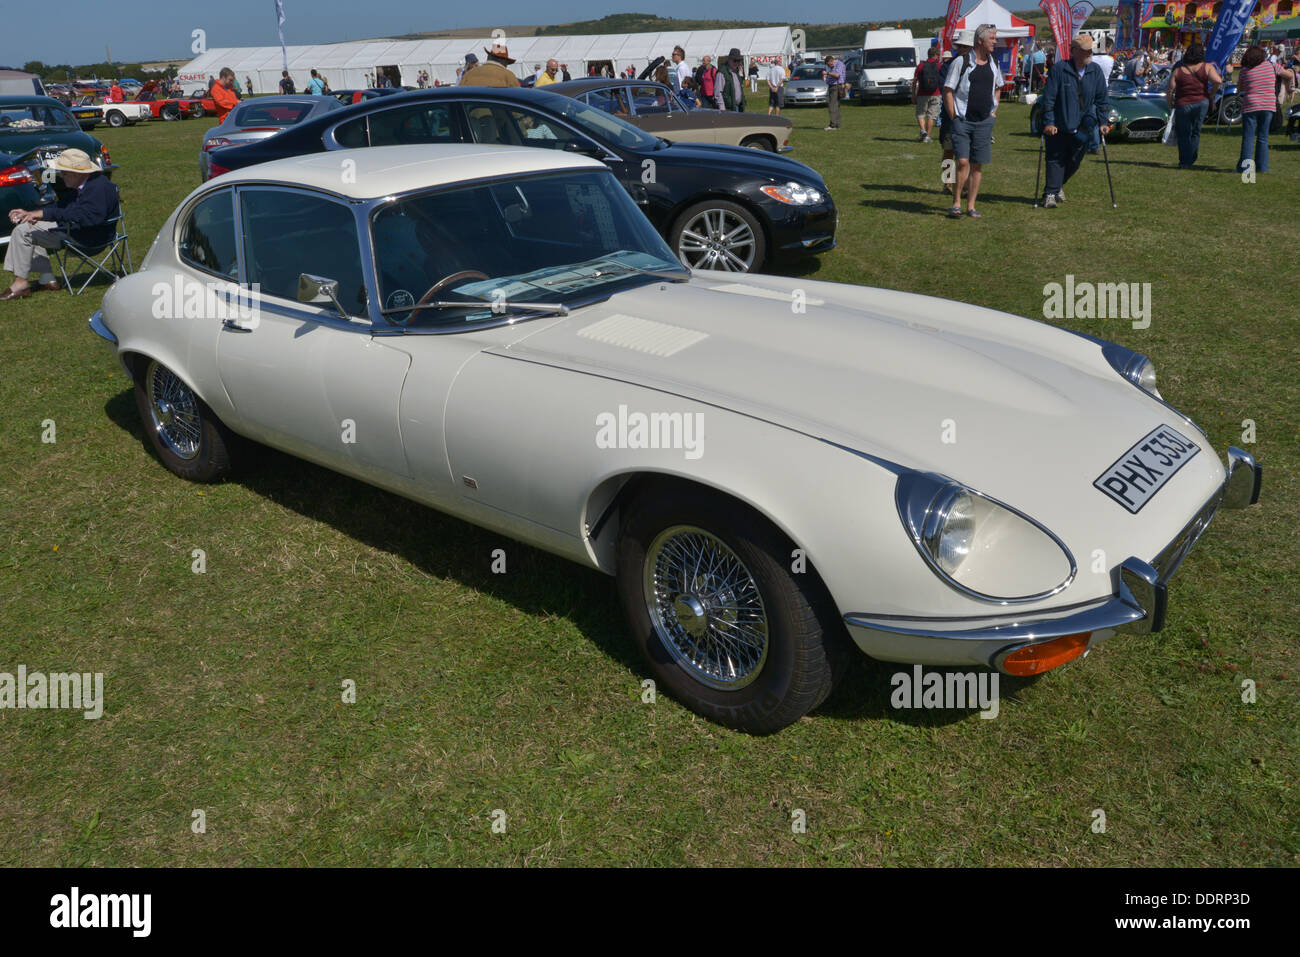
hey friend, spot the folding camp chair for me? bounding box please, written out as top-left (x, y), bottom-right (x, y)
top-left (51, 204), bottom-right (133, 295)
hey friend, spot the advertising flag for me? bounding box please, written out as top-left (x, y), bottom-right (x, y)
top-left (1039, 0), bottom-right (1074, 57)
top-left (939, 0), bottom-right (964, 56)
top-left (1205, 0), bottom-right (1259, 72)
top-left (276, 0), bottom-right (288, 72)
top-left (1069, 1), bottom-right (1096, 38)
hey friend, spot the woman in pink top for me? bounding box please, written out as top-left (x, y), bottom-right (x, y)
top-left (1236, 45), bottom-right (1296, 174)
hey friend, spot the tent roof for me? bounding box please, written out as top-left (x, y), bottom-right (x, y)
top-left (176, 26), bottom-right (794, 78)
top-left (955, 0), bottom-right (1035, 35)
top-left (1259, 13), bottom-right (1300, 37)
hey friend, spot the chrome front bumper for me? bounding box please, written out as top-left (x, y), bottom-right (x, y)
top-left (843, 447), bottom-right (1262, 670)
top-left (89, 308), bottom-right (117, 344)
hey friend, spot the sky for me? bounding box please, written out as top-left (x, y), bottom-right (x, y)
top-left (4, 0), bottom-right (954, 67)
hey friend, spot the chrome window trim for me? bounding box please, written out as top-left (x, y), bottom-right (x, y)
top-left (895, 470), bottom-right (1078, 605)
top-left (233, 182), bottom-right (375, 326)
top-left (173, 186), bottom-right (242, 283)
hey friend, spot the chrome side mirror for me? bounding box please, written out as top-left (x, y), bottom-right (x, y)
top-left (297, 273), bottom-right (345, 317)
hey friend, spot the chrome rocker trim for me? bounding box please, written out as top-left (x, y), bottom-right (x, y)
top-left (845, 446), bottom-right (1262, 672)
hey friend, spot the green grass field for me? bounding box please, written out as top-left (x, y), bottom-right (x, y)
top-left (0, 98), bottom-right (1295, 866)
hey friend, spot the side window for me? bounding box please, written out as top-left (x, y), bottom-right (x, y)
top-left (238, 190), bottom-right (368, 318)
top-left (333, 115), bottom-right (368, 148)
top-left (630, 86), bottom-right (671, 114)
top-left (582, 88), bottom-right (631, 115)
top-left (366, 104), bottom-right (459, 146)
top-left (178, 190), bottom-right (238, 278)
top-left (465, 104), bottom-right (583, 150)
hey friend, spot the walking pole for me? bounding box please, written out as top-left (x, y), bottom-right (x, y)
top-left (1100, 128), bottom-right (1117, 209)
top-left (1032, 134), bottom-right (1044, 207)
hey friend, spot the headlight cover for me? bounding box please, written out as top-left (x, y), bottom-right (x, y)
top-left (1101, 343), bottom-right (1161, 399)
top-left (896, 472), bottom-right (1076, 603)
top-left (760, 181), bottom-right (824, 205)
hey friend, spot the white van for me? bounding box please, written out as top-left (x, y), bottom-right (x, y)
top-left (858, 28), bottom-right (916, 101)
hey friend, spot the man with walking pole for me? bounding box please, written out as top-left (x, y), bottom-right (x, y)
top-left (1037, 34), bottom-right (1112, 209)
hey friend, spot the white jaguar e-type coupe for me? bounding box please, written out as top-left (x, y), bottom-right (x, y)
top-left (90, 145), bottom-right (1261, 733)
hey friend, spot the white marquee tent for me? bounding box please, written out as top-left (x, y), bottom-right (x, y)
top-left (176, 28), bottom-right (794, 92)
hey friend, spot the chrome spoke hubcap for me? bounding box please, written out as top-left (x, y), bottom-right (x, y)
top-left (643, 525), bottom-right (768, 690)
top-left (677, 209), bottom-right (756, 273)
top-left (146, 361), bottom-right (201, 460)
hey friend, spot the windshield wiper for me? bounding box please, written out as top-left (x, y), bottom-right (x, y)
top-left (378, 299), bottom-right (570, 318)
top-left (540, 262), bottom-right (688, 286)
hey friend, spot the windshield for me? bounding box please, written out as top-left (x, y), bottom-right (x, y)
top-left (371, 168), bottom-right (685, 329)
top-left (792, 66), bottom-right (825, 79)
top-left (0, 104), bottom-right (79, 133)
top-left (546, 96), bottom-right (662, 151)
top-left (863, 48), bottom-right (916, 69)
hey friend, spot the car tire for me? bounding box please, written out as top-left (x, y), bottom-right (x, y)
top-left (740, 134), bottom-right (776, 151)
top-left (1219, 94), bottom-right (1242, 125)
top-left (616, 485), bottom-right (849, 733)
top-left (162, 105), bottom-right (181, 121)
top-left (106, 110), bottom-right (126, 128)
top-left (133, 358), bottom-right (235, 482)
top-left (669, 199), bottom-right (766, 273)
top-left (189, 102), bottom-right (206, 118)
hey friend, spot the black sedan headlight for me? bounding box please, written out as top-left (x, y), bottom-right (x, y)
top-left (760, 181), bottom-right (825, 205)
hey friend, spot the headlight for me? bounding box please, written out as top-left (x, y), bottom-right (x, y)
top-left (897, 472), bottom-right (1076, 603)
top-left (863, 80), bottom-right (876, 87)
top-left (760, 181), bottom-right (824, 205)
top-left (1102, 344), bottom-right (1161, 399)
top-left (1108, 110), bottom-right (1120, 123)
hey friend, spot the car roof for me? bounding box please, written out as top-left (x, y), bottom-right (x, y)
top-left (213, 143), bottom-right (604, 198)
top-left (547, 78), bottom-right (664, 94)
top-left (0, 95), bottom-right (68, 107)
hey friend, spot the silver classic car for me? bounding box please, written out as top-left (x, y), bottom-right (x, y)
top-left (90, 144), bottom-right (1262, 733)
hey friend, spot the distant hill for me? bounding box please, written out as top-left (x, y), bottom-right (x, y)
top-left (529, 12), bottom-right (1114, 49)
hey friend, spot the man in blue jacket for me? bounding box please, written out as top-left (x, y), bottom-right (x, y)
top-left (1039, 34), bottom-right (1111, 209)
top-left (2, 148), bottom-right (119, 299)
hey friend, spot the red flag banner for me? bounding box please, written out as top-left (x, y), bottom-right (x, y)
top-left (939, 0), bottom-right (964, 56)
top-left (1039, 0), bottom-right (1074, 58)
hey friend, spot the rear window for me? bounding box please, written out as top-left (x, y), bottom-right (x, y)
top-left (232, 103), bottom-right (314, 127)
top-left (0, 104), bottom-right (79, 132)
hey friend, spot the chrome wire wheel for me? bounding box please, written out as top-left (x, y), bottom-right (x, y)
top-left (642, 524), bottom-right (769, 690)
top-left (676, 208), bottom-right (757, 272)
top-left (145, 360), bottom-right (201, 461)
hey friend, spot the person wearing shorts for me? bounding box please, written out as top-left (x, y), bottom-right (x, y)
top-left (766, 61), bottom-right (786, 114)
top-left (913, 45), bottom-right (944, 141)
top-left (942, 24), bottom-right (1003, 218)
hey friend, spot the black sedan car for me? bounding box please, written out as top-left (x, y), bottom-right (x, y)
top-left (208, 87), bottom-right (835, 273)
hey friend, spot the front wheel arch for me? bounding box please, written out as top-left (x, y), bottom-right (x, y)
top-left (613, 477), bottom-right (852, 731)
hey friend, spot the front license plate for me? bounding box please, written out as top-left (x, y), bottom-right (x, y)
top-left (1129, 130), bottom-right (1160, 140)
top-left (1094, 426), bottom-right (1201, 513)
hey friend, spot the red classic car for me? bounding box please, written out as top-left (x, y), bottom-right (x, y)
top-left (131, 81), bottom-right (206, 121)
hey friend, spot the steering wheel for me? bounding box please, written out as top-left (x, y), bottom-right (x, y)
top-left (396, 270), bottom-right (490, 325)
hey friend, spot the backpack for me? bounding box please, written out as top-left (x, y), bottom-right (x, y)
top-left (921, 59), bottom-right (941, 91)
